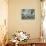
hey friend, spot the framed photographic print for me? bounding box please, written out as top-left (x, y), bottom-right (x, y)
top-left (21, 9), bottom-right (35, 19)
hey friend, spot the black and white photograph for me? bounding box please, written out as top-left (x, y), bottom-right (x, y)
top-left (21, 9), bottom-right (35, 19)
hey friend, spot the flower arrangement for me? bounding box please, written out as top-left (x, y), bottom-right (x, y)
top-left (12, 31), bottom-right (30, 42)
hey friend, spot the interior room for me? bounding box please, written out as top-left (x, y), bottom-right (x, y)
top-left (0, 0), bottom-right (46, 46)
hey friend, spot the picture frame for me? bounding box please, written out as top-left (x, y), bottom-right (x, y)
top-left (21, 9), bottom-right (35, 19)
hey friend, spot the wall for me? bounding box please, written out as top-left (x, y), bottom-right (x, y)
top-left (8, 0), bottom-right (41, 39)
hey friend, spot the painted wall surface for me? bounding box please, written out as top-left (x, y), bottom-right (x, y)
top-left (8, 0), bottom-right (41, 39)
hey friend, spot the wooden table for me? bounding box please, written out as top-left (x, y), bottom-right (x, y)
top-left (18, 38), bottom-right (46, 46)
top-left (5, 41), bottom-right (15, 46)
top-left (5, 38), bottom-right (46, 46)
top-left (18, 43), bottom-right (46, 46)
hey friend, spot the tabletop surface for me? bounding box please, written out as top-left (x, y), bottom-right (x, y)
top-left (18, 38), bottom-right (46, 44)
